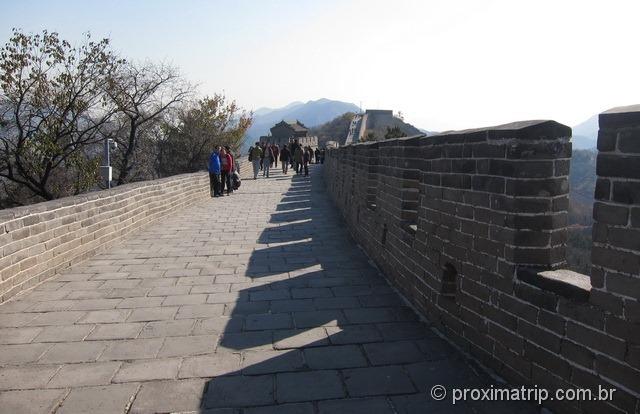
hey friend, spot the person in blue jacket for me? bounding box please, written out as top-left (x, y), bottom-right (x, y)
top-left (208, 147), bottom-right (222, 197)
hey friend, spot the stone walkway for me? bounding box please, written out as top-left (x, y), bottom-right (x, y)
top-left (0, 164), bottom-right (538, 413)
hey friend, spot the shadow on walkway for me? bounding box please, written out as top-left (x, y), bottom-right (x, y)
top-left (198, 165), bottom-right (539, 413)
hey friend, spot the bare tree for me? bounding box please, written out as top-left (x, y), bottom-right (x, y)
top-left (105, 62), bottom-right (193, 184)
top-left (0, 29), bottom-right (122, 203)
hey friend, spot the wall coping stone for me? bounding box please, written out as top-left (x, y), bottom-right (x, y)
top-left (336, 121), bottom-right (571, 149)
top-left (600, 104), bottom-right (640, 129)
top-left (518, 268), bottom-right (590, 302)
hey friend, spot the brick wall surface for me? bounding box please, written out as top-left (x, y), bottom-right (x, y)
top-left (325, 113), bottom-right (640, 413)
top-left (0, 172), bottom-right (210, 303)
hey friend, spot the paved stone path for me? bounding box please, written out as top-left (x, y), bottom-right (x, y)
top-left (0, 164), bottom-right (538, 413)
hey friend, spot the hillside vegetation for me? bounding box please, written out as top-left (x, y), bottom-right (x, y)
top-left (310, 112), bottom-right (424, 146)
top-left (362, 115), bottom-right (422, 141)
top-left (308, 112), bottom-right (355, 146)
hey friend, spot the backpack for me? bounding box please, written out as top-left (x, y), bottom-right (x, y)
top-left (232, 172), bottom-right (241, 189)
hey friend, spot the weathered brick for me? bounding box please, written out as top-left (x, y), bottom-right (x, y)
top-left (489, 159), bottom-right (554, 178)
top-left (591, 246), bottom-right (639, 275)
top-left (566, 322), bottom-right (626, 360)
top-left (589, 289), bottom-right (623, 316)
top-left (605, 271), bottom-right (640, 299)
top-left (595, 354), bottom-right (640, 394)
top-left (612, 181), bottom-right (640, 204)
top-left (557, 299), bottom-right (605, 330)
top-left (560, 339), bottom-right (594, 369)
top-left (518, 319), bottom-right (561, 352)
top-left (597, 129), bottom-right (616, 151)
top-left (594, 178), bottom-right (611, 201)
top-left (505, 178), bottom-right (568, 197)
top-left (618, 128), bottom-right (640, 153)
top-left (524, 341), bottom-right (571, 379)
top-left (487, 322), bottom-right (523, 352)
top-left (471, 176), bottom-right (505, 193)
top-left (514, 283), bottom-right (557, 311)
top-left (597, 154), bottom-right (640, 179)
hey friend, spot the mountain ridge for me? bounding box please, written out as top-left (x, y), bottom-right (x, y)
top-left (245, 99), bottom-right (360, 147)
top-left (571, 115), bottom-right (598, 149)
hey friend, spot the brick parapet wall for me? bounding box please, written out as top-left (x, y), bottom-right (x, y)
top-left (0, 172), bottom-right (210, 303)
top-left (325, 116), bottom-right (640, 413)
top-left (592, 105), bottom-right (640, 319)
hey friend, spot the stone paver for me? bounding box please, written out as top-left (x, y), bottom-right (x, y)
top-left (0, 326), bottom-right (43, 344)
top-left (98, 338), bottom-right (164, 361)
top-left (0, 164), bottom-right (537, 413)
top-left (57, 383), bottom-right (138, 414)
top-left (86, 322), bottom-right (145, 340)
top-left (130, 379), bottom-right (206, 413)
top-left (343, 365), bottom-right (417, 397)
top-left (0, 365), bottom-right (59, 390)
top-left (0, 343), bottom-right (51, 364)
top-left (0, 389), bottom-right (67, 414)
top-left (205, 375), bottom-right (274, 408)
top-left (46, 361), bottom-right (121, 388)
top-left (39, 341), bottom-right (106, 364)
top-left (179, 354), bottom-right (241, 378)
top-left (112, 358), bottom-right (181, 382)
top-left (241, 349), bottom-right (304, 375)
top-left (276, 370), bottom-right (346, 403)
top-left (33, 325), bottom-right (94, 342)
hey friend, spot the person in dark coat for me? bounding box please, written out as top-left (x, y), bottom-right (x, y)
top-left (280, 145), bottom-right (290, 174)
top-left (303, 147), bottom-right (311, 176)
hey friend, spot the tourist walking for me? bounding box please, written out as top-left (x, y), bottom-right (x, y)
top-left (220, 147), bottom-right (233, 195)
top-left (320, 148), bottom-right (326, 164)
top-left (263, 144), bottom-right (274, 178)
top-left (315, 148), bottom-right (320, 164)
top-left (308, 146), bottom-right (314, 164)
top-left (294, 143), bottom-right (303, 174)
top-left (303, 147), bottom-right (311, 176)
top-left (249, 142), bottom-right (263, 180)
top-left (288, 141), bottom-right (296, 169)
top-left (208, 147), bottom-right (222, 197)
top-left (280, 144), bottom-right (290, 174)
top-left (272, 145), bottom-right (279, 168)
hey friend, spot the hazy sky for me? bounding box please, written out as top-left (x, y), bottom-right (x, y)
top-left (3, 0), bottom-right (639, 131)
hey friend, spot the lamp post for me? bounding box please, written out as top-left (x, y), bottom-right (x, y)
top-left (100, 138), bottom-right (117, 189)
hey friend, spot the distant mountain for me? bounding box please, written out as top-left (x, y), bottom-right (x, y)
top-left (253, 101), bottom-right (304, 117)
top-left (244, 99), bottom-right (360, 148)
top-left (572, 115), bottom-right (598, 149)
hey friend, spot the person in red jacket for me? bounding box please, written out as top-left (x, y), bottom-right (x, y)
top-left (225, 146), bottom-right (235, 194)
top-left (219, 147), bottom-right (233, 195)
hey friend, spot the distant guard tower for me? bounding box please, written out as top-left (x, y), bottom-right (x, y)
top-left (260, 120), bottom-right (318, 147)
top-left (345, 109), bottom-right (393, 143)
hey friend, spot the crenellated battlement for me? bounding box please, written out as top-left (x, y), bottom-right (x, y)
top-left (324, 108), bottom-right (640, 413)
